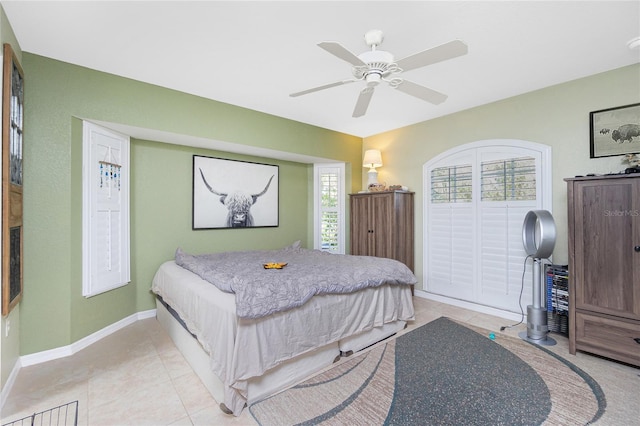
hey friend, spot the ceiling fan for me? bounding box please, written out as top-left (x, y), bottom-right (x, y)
top-left (290, 30), bottom-right (468, 118)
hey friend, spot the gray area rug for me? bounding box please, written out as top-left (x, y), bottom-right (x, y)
top-left (249, 317), bottom-right (605, 426)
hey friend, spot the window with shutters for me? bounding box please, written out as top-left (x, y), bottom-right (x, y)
top-left (431, 164), bottom-right (472, 203)
top-left (481, 157), bottom-right (536, 201)
top-left (314, 163), bottom-right (345, 254)
top-left (424, 140), bottom-right (551, 313)
top-left (82, 122), bottom-right (130, 297)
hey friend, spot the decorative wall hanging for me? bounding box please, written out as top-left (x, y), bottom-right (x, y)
top-left (590, 103), bottom-right (640, 158)
top-left (2, 43), bottom-right (24, 316)
top-left (193, 155), bottom-right (279, 229)
top-left (99, 160), bottom-right (122, 190)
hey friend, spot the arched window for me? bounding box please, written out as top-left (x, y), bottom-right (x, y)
top-left (423, 140), bottom-right (551, 312)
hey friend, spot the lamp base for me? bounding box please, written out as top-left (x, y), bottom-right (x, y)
top-left (367, 169), bottom-right (378, 188)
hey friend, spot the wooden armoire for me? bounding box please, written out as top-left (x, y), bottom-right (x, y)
top-left (349, 191), bottom-right (414, 272)
top-left (565, 174), bottom-right (640, 366)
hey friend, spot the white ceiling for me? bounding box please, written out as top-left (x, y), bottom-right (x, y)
top-left (2, 1), bottom-right (639, 138)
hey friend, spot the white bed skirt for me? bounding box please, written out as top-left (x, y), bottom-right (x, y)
top-left (156, 299), bottom-right (405, 410)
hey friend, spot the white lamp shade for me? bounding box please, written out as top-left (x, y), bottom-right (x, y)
top-left (363, 149), bottom-right (383, 169)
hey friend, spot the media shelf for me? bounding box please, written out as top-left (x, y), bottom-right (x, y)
top-left (546, 264), bottom-right (569, 336)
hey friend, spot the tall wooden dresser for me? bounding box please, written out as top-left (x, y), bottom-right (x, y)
top-left (349, 191), bottom-right (414, 272)
top-left (565, 174), bottom-right (640, 366)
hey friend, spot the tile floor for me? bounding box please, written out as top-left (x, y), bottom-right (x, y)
top-left (2, 297), bottom-right (639, 425)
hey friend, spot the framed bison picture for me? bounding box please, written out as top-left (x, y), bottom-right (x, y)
top-left (193, 155), bottom-right (279, 229)
top-left (590, 103), bottom-right (640, 158)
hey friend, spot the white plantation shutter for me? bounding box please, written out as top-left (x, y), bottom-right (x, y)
top-left (477, 152), bottom-right (538, 308)
top-left (427, 203), bottom-right (474, 299)
top-left (424, 140), bottom-right (551, 313)
top-left (478, 204), bottom-right (534, 307)
top-left (82, 122), bottom-right (130, 297)
top-left (426, 154), bottom-right (475, 299)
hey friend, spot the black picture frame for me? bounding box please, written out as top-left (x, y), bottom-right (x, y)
top-left (192, 155), bottom-right (279, 229)
top-left (589, 103), bottom-right (640, 158)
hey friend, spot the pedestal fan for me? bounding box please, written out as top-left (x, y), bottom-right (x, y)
top-left (519, 210), bottom-right (557, 346)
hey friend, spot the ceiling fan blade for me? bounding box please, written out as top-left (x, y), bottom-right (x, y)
top-left (290, 79), bottom-right (356, 97)
top-left (352, 87), bottom-right (374, 118)
top-left (395, 40), bottom-right (468, 72)
top-left (395, 80), bottom-right (448, 105)
top-left (318, 41), bottom-right (368, 67)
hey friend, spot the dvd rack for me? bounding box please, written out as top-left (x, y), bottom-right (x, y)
top-left (545, 263), bottom-right (569, 336)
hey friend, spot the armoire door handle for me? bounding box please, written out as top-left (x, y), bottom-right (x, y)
top-left (634, 337), bottom-right (640, 345)
top-left (635, 246), bottom-right (640, 253)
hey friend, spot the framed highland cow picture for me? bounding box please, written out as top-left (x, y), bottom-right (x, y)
top-left (590, 103), bottom-right (640, 158)
top-left (192, 155), bottom-right (279, 229)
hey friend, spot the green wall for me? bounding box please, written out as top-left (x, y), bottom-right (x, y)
top-left (21, 53), bottom-right (362, 355)
top-left (364, 64), bottom-right (640, 291)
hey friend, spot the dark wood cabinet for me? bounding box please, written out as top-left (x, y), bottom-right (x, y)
top-left (349, 191), bottom-right (414, 272)
top-left (566, 175), bottom-right (640, 366)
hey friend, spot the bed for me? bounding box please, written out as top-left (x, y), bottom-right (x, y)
top-left (150, 244), bottom-right (416, 416)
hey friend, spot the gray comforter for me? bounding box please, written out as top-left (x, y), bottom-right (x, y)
top-left (175, 246), bottom-right (417, 319)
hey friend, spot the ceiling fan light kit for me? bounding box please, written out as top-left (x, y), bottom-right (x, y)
top-left (290, 30), bottom-right (468, 118)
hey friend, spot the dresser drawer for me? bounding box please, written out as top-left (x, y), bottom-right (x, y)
top-left (575, 311), bottom-right (640, 366)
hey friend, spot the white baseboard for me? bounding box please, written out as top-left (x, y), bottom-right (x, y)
top-left (2, 309), bottom-right (157, 410)
top-left (414, 289), bottom-right (524, 323)
top-left (0, 357), bottom-right (21, 409)
top-left (1, 309), bottom-right (151, 409)
top-left (20, 309), bottom-right (156, 367)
